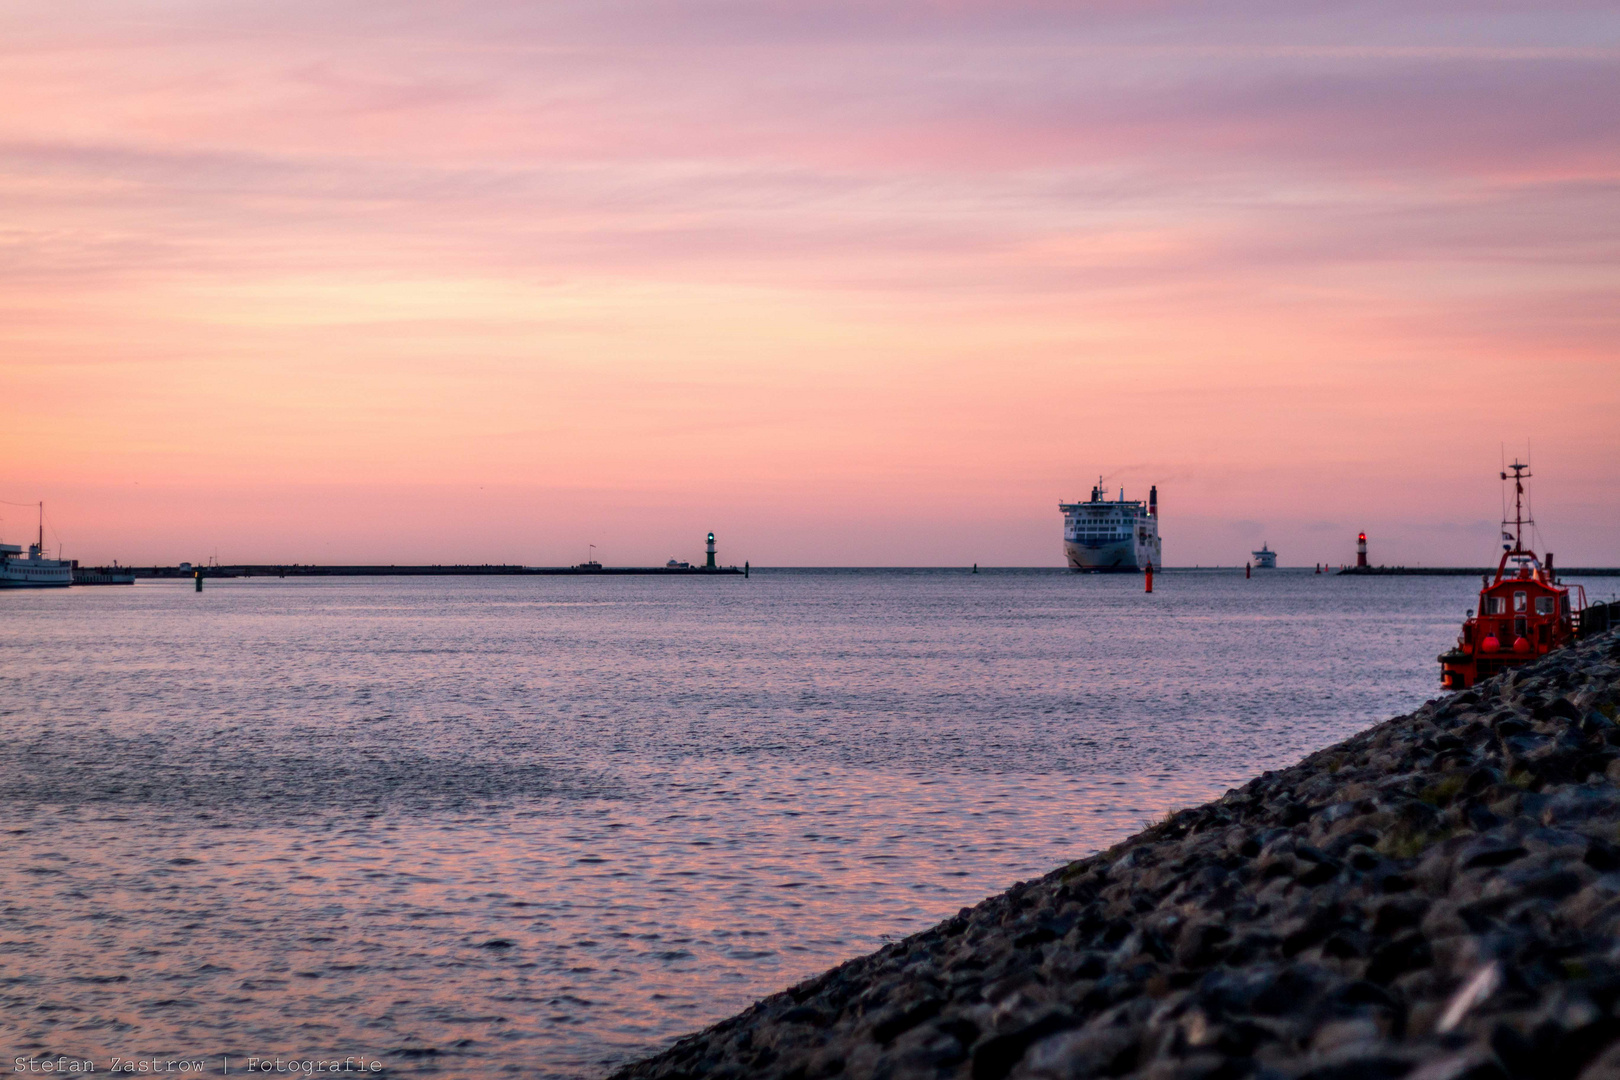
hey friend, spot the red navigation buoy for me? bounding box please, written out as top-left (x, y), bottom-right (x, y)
top-left (1145, 562), bottom-right (1153, 593)
top-left (1245, 562), bottom-right (1251, 579)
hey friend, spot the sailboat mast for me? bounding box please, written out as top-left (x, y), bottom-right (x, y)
top-left (38, 501), bottom-right (43, 554)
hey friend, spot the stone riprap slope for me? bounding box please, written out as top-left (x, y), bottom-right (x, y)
top-left (610, 632), bottom-right (1620, 1080)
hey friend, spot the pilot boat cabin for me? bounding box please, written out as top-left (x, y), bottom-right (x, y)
top-left (1439, 461), bottom-right (1589, 691)
top-left (1440, 553), bottom-right (1583, 690)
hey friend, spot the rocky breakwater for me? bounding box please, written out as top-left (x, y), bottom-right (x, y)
top-left (610, 630), bottom-right (1620, 1080)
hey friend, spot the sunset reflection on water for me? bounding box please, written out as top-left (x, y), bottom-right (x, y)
top-left (0, 569), bottom-right (1508, 1075)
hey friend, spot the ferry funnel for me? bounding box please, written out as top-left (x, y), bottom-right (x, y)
top-left (1149, 485), bottom-right (1157, 518)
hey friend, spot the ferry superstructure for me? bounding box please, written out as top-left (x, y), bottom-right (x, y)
top-left (1252, 544), bottom-right (1277, 569)
top-left (1060, 480), bottom-right (1161, 572)
top-left (0, 503), bottom-right (72, 588)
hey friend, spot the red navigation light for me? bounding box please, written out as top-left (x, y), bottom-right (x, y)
top-left (1358, 533), bottom-right (1366, 541)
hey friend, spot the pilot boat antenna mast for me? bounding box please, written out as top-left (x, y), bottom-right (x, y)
top-left (1503, 460), bottom-right (1532, 560)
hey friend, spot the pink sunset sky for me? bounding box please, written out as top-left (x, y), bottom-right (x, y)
top-left (2, 1), bottom-right (1617, 567)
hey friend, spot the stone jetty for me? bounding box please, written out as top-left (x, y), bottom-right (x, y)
top-left (611, 630), bottom-right (1620, 1080)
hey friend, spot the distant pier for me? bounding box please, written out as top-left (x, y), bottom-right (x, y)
top-left (1337, 565), bottom-right (1620, 577)
top-left (100, 564), bottom-right (746, 579)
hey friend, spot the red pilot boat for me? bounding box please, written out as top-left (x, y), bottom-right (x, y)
top-left (1439, 462), bottom-right (1586, 690)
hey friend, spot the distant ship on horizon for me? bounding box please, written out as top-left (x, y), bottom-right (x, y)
top-left (1252, 544), bottom-right (1278, 569)
top-left (1060, 479), bottom-right (1161, 572)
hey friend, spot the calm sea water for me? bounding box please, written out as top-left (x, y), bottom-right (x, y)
top-left (5, 569), bottom-right (1611, 1075)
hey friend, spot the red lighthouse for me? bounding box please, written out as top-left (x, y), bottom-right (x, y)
top-left (1356, 532), bottom-right (1368, 568)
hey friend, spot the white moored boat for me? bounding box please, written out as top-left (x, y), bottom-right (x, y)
top-left (1, 503), bottom-right (72, 588)
top-left (1060, 479), bottom-right (1162, 572)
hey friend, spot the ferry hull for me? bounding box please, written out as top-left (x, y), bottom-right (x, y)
top-left (0, 551), bottom-right (73, 588)
top-left (1064, 540), bottom-right (1147, 573)
top-left (0, 568), bottom-right (72, 588)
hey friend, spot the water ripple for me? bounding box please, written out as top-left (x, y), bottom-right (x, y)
top-left (2, 568), bottom-right (1567, 1076)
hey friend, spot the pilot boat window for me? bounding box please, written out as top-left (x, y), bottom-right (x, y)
top-left (1487, 596), bottom-right (1505, 615)
top-left (1514, 591), bottom-right (1527, 612)
top-left (1535, 596), bottom-right (1555, 616)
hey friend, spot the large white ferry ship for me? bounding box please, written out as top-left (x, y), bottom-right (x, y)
top-left (1, 504), bottom-right (72, 588)
top-left (1060, 480), bottom-right (1161, 572)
